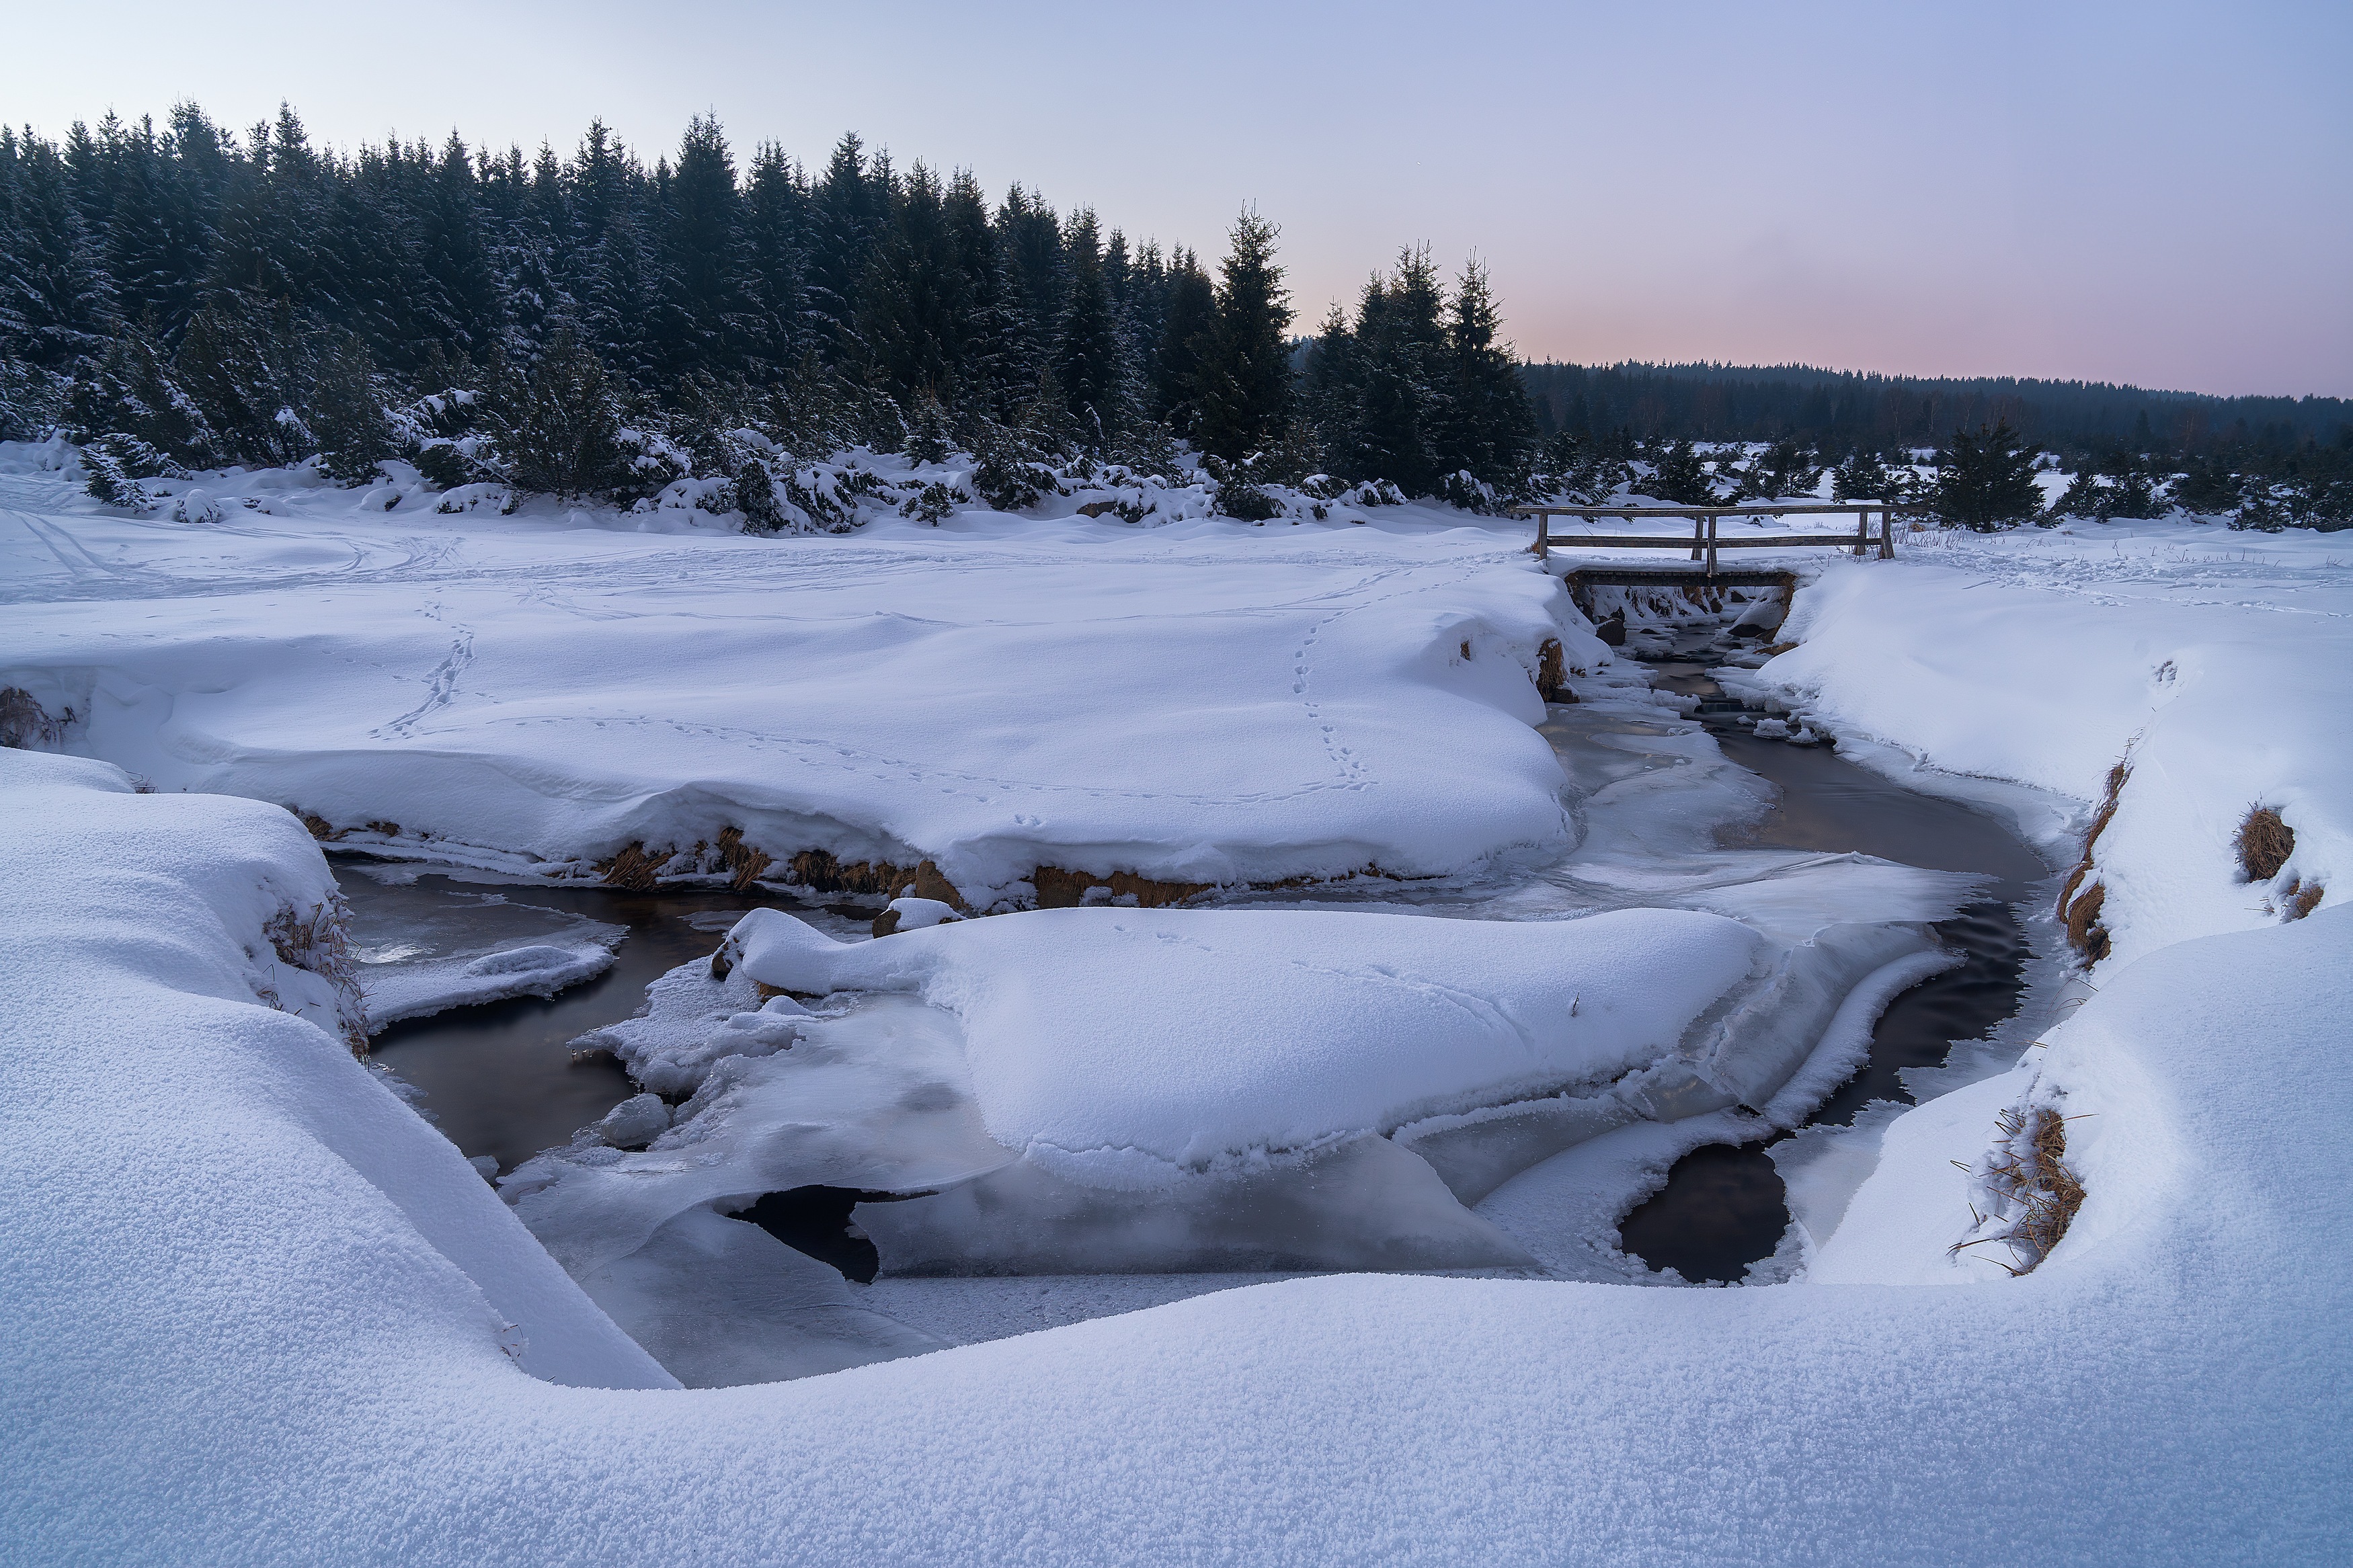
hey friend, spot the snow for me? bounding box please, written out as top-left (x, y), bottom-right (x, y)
top-left (1721, 520), bottom-right (2352, 961)
top-left (0, 448), bottom-right (1601, 907)
top-left (6, 749), bottom-right (2346, 1560)
top-left (7, 462), bottom-right (2353, 1561)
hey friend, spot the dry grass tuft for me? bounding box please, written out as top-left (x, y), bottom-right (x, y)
top-left (598, 842), bottom-right (674, 891)
top-left (1032, 866), bottom-right (1212, 909)
top-left (1535, 638), bottom-right (1574, 702)
top-left (2063, 881), bottom-right (2110, 962)
top-left (788, 848), bottom-right (962, 907)
top-left (2280, 878), bottom-right (2325, 920)
top-left (1954, 1106), bottom-right (2086, 1276)
top-left (715, 827), bottom-right (774, 892)
top-left (2235, 806), bottom-right (2295, 882)
top-left (262, 897), bottom-right (370, 1055)
top-left (2057, 757), bottom-right (2130, 961)
top-left (0, 687), bottom-right (71, 749)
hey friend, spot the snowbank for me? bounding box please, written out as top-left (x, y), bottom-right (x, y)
top-left (724, 903), bottom-right (1761, 1175)
top-left (0, 456), bottom-right (1602, 907)
top-left (1724, 524), bottom-right (2351, 964)
top-left (5, 750), bottom-right (2349, 1563)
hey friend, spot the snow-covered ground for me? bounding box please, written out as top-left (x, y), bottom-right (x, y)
top-left (4, 454), bottom-right (2349, 1563)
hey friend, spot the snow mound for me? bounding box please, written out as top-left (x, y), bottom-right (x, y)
top-left (724, 903), bottom-right (1764, 1180)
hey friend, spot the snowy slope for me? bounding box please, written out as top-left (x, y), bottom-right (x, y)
top-left (4, 749), bottom-right (2348, 1564)
top-left (0, 452), bottom-right (1601, 907)
top-left (1721, 521), bottom-right (2350, 962)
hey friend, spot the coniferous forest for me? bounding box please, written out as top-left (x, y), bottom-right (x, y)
top-left (0, 104), bottom-right (2344, 528)
top-left (0, 104), bottom-right (1543, 521)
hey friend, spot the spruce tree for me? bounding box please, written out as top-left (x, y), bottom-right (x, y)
top-left (1187, 208), bottom-right (1292, 462)
top-left (1433, 258), bottom-right (1536, 495)
top-left (1349, 249), bottom-right (1449, 494)
top-left (855, 161), bottom-right (969, 403)
top-left (1053, 209), bottom-right (1121, 446)
top-left (1, 134), bottom-right (115, 368)
top-left (657, 116), bottom-right (747, 381)
top-left (1152, 249), bottom-right (1214, 434)
top-left (1930, 421), bottom-right (2044, 530)
top-left (1646, 438), bottom-right (1714, 505)
top-left (481, 329), bottom-right (627, 499)
top-left (741, 142), bottom-right (809, 378)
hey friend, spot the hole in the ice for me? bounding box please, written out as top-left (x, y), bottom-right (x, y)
top-left (1617, 1141), bottom-right (1789, 1284)
top-left (737, 1186), bottom-right (908, 1283)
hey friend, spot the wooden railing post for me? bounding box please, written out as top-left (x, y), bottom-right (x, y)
top-left (1878, 506), bottom-right (1895, 560)
top-left (1705, 513), bottom-right (1719, 576)
top-left (1536, 512), bottom-right (1550, 559)
top-left (1689, 514), bottom-right (1705, 563)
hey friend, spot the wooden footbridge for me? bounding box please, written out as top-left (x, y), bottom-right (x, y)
top-left (1511, 502), bottom-right (1897, 575)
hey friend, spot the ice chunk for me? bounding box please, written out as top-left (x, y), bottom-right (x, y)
top-left (594, 1094), bottom-right (670, 1149)
top-left (575, 1204), bottom-right (945, 1387)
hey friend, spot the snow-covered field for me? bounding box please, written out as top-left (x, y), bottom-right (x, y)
top-left (4, 452), bottom-right (2349, 1563)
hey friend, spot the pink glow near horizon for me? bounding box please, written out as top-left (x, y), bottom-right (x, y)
top-left (4, 0), bottom-right (2345, 398)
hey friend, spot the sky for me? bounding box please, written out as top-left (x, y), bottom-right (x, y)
top-left (5, 1), bottom-right (2347, 398)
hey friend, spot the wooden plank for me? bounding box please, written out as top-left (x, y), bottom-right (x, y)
top-left (1540, 534), bottom-right (1887, 550)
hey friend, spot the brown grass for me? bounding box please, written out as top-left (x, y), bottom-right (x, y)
top-left (2235, 806), bottom-right (2295, 882)
top-left (599, 843), bottom-right (674, 891)
top-left (788, 848), bottom-right (962, 907)
top-left (1536, 638), bottom-right (1574, 702)
top-left (294, 811), bottom-right (350, 842)
top-left (2063, 882), bottom-right (2110, 962)
top-left (1954, 1106), bottom-right (2085, 1276)
top-left (0, 687), bottom-right (71, 749)
top-left (2281, 878), bottom-right (2325, 920)
top-left (1033, 866), bottom-right (1212, 909)
top-left (715, 827), bottom-right (774, 892)
top-left (2058, 758), bottom-right (2130, 961)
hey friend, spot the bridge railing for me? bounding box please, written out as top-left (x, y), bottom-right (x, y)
top-left (1509, 502), bottom-right (1898, 571)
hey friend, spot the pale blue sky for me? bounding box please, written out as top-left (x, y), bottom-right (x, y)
top-left (6, 1), bottom-right (2347, 396)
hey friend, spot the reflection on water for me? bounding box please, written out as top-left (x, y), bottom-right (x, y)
top-left (351, 870), bottom-right (846, 1172)
top-left (1609, 652), bottom-right (2045, 1283)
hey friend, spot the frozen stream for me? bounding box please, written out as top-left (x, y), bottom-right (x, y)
top-left (1611, 647), bottom-right (2047, 1280)
top-left (335, 616), bottom-right (2055, 1366)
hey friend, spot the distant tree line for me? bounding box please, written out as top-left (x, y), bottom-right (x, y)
top-left (0, 104), bottom-right (1540, 515)
top-left (1521, 360), bottom-right (2348, 458)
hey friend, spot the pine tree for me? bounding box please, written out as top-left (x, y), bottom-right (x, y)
top-left (1931, 421), bottom-right (2044, 530)
top-left (1830, 448), bottom-right (1899, 503)
top-left (657, 116), bottom-right (746, 381)
top-left (1152, 249), bottom-right (1214, 434)
top-left (581, 210), bottom-right (662, 393)
top-left (1348, 249), bottom-right (1449, 494)
top-left (481, 329), bottom-right (628, 499)
top-left (809, 134), bottom-right (886, 349)
top-left (1053, 209), bottom-right (1121, 446)
top-left (173, 292), bottom-right (315, 466)
top-left (1187, 208), bottom-right (1292, 462)
top-left (855, 161), bottom-right (968, 404)
top-left (67, 314), bottom-right (215, 462)
top-left (414, 133), bottom-right (501, 360)
top-left (1, 133), bottom-right (115, 368)
top-left (1298, 301), bottom-right (1359, 477)
top-left (1432, 258), bottom-right (1536, 497)
top-left (741, 142), bottom-right (809, 378)
top-left (1646, 438), bottom-right (1714, 505)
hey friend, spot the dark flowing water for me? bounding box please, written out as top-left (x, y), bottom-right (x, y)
top-left (348, 869), bottom-right (854, 1172)
top-left (1610, 651), bottom-right (2047, 1283)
